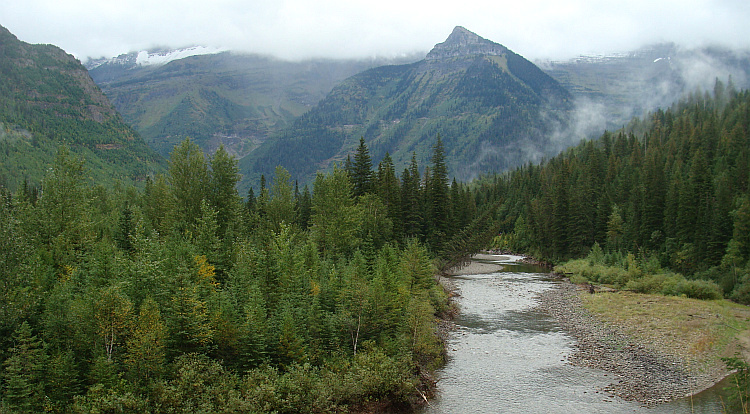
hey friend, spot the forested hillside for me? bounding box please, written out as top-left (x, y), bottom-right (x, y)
top-left (241, 27), bottom-right (573, 191)
top-left (0, 25), bottom-right (165, 192)
top-left (478, 82), bottom-right (750, 301)
top-left (88, 50), bottom-right (418, 159)
top-left (0, 129), bottom-right (495, 412)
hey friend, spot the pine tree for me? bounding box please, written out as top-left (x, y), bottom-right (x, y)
top-left (143, 174), bottom-right (174, 235)
top-left (310, 166), bottom-right (361, 258)
top-left (3, 321), bottom-right (46, 412)
top-left (125, 297), bottom-right (166, 381)
top-left (45, 348), bottom-right (81, 410)
top-left (427, 136), bottom-right (450, 252)
top-left (295, 185), bottom-right (312, 230)
top-left (208, 145), bottom-right (241, 238)
top-left (37, 146), bottom-right (95, 267)
top-left (351, 137), bottom-right (374, 197)
top-left (401, 153), bottom-right (422, 240)
top-left (376, 153), bottom-right (402, 240)
top-left (115, 205), bottom-right (135, 253)
top-left (266, 166), bottom-right (296, 231)
top-left (169, 138), bottom-right (209, 231)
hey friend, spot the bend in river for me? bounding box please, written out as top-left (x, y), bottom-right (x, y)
top-left (422, 255), bottom-right (728, 414)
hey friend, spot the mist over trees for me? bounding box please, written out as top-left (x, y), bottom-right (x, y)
top-left (479, 81), bottom-right (750, 302)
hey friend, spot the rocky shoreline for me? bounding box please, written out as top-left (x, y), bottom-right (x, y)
top-left (536, 281), bottom-right (728, 406)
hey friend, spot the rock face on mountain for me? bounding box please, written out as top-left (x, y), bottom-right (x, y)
top-left (240, 26), bottom-right (574, 189)
top-left (0, 25), bottom-right (165, 190)
top-left (426, 26), bottom-right (509, 60)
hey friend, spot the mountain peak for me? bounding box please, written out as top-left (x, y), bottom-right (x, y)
top-left (426, 26), bottom-right (508, 60)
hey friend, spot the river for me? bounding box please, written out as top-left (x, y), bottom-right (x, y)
top-left (422, 255), bottom-right (730, 414)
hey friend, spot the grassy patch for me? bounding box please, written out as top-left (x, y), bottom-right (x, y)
top-left (581, 291), bottom-right (750, 370)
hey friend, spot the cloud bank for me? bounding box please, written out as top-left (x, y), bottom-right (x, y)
top-left (1, 0), bottom-right (749, 61)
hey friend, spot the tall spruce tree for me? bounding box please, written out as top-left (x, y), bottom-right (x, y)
top-left (427, 135), bottom-right (450, 252)
top-left (351, 137), bottom-right (374, 197)
top-left (208, 145), bottom-right (241, 239)
top-left (401, 153), bottom-right (422, 240)
top-left (376, 153), bottom-right (402, 241)
top-left (169, 138), bottom-right (209, 232)
top-left (3, 321), bottom-right (46, 412)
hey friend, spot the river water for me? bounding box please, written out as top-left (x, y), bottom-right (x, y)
top-left (422, 255), bottom-right (730, 414)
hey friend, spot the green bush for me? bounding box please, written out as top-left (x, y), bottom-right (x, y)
top-left (673, 279), bottom-right (723, 300)
top-left (731, 277), bottom-right (750, 305)
top-left (624, 274), bottom-right (668, 294)
top-left (559, 246), bottom-right (723, 301)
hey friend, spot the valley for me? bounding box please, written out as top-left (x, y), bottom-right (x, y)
top-left (2, 21), bottom-right (750, 414)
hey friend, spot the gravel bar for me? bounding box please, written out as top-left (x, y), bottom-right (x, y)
top-left (536, 281), bottom-right (726, 406)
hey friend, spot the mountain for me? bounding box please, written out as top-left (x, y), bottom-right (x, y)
top-left (85, 46), bottom-right (228, 71)
top-left (88, 50), bottom-right (420, 158)
top-left (540, 43), bottom-right (750, 130)
top-left (0, 25), bottom-right (165, 191)
top-left (240, 26), bottom-right (573, 188)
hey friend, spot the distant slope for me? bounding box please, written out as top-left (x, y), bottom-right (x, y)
top-left (88, 51), bottom-right (419, 158)
top-left (240, 26), bottom-right (574, 188)
top-left (540, 43), bottom-right (750, 130)
top-left (0, 25), bottom-right (165, 191)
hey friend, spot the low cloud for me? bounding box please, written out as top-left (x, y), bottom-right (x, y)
top-left (1, 0), bottom-right (749, 62)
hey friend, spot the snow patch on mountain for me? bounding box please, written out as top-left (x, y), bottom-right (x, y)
top-left (85, 46), bottom-right (226, 70)
top-left (135, 46), bottom-right (227, 66)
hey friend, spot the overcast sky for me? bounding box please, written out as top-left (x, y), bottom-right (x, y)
top-left (2, 0), bottom-right (749, 62)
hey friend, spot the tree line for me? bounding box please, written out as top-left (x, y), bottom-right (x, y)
top-left (478, 81), bottom-right (750, 302)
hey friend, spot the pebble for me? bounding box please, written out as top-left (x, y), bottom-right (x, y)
top-left (535, 282), bottom-right (725, 407)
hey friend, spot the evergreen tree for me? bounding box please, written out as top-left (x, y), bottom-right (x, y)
top-left (401, 153), bottom-right (422, 240)
top-left (143, 174), bottom-right (174, 235)
top-left (3, 321), bottom-right (46, 412)
top-left (45, 348), bottom-right (81, 410)
top-left (169, 138), bottom-right (209, 232)
top-left (115, 205), bottom-right (135, 253)
top-left (37, 146), bottom-right (94, 267)
top-left (266, 166), bottom-right (296, 231)
top-left (295, 185), bottom-right (312, 230)
top-left (351, 137), bottom-right (374, 197)
top-left (125, 297), bottom-right (166, 381)
top-left (427, 135), bottom-right (450, 252)
top-left (376, 152), bottom-right (402, 240)
top-left (310, 166), bottom-right (361, 258)
top-left (208, 145), bottom-right (241, 238)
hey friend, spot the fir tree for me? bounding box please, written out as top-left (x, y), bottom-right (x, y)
top-left (351, 137), bottom-right (374, 197)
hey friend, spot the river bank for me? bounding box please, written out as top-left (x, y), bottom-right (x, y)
top-left (444, 253), bottom-right (506, 275)
top-left (536, 280), bottom-right (733, 406)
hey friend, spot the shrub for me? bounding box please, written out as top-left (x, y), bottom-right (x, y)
top-left (596, 265), bottom-right (630, 287)
top-left (625, 274), bottom-right (668, 294)
top-left (569, 274), bottom-right (588, 285)
top-left (674, 279), bottom-right (723, 300)
top-left (731, 281), bottom-right (750, 305)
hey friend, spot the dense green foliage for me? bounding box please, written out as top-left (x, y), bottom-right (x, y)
top-left (480, 82), bottom-right (750, 302)
top-left (0, 134), bottom-right (495, 412)
top-left (556, 245), bottom-right (723, 300)
top-left (723, 355), bottom-right (750, 412)
top-left (0, 25), bottom-right (165, 192)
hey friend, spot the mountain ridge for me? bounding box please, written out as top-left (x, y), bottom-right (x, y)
top-left (0, 24), bottom-right (165, 191)
top-left (426, 26), bottom-right (509, 60)
top-left (88, 50), bottom-right (421, 159)
top-left (239, 27), bottom-right (573, 190)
